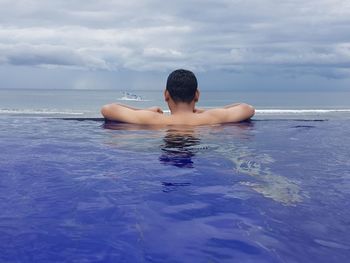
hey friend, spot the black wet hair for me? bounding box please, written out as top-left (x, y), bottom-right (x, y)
top-left (166, 69), bottom-right (198, 103)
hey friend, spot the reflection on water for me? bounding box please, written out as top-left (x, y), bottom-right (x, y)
top-left (102, 121), bottom-right (304, 205)
top-left (215, 143), bottom-right (304, 206)
top-left (232, 149), bottom-right (303, 205)
top-left (159, 129), bottom-right (200, 168)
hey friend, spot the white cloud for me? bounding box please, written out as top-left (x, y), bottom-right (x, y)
top-left (0, 0), bottom-right (349, 78)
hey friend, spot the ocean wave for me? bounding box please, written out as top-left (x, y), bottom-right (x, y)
top-left (255, 109), bottom-right (350, 114)
top-left (0, 108), bottom-right (85, 115)
top-left (161, 109), bottom-right (350, 114)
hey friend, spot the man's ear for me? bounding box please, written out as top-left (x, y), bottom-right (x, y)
top-left (164, 90), bottom-right (170, 102)
top-left (194, 89), bottom-right (200, 102)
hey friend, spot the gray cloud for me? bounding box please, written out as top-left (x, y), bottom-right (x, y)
top-left (0, 0), bottom-right (350, 78)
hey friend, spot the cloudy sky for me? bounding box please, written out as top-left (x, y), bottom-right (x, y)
top-left (0, 0), bottom-right (350, 90)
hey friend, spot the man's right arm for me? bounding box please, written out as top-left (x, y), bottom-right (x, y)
top-left (195, 103), bottom-right (246, 113)
top-left (205, 103), bottom-right (255, 123)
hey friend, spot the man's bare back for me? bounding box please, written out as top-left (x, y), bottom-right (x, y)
top-left (101, 69), bottom-right (255, 126)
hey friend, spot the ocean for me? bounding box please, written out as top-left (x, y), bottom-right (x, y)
top-left (1, 89), bottom-right (350, 118)
top-left (0, 89), bottom-right (350, 262)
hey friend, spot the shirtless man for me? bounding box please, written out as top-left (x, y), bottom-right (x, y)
top-left (101, 69), bottom-right (255, 125)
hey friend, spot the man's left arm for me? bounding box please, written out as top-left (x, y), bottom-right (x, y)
top-left (101, 103), bottom-right (163, 123)
top-left (109, 103), bottom-right (163, 113)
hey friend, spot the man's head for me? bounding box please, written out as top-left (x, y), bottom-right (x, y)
top-left (165, 69), bottom-right (198, 104)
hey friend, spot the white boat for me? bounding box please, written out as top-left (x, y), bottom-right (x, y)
top-left (120, 92), bottom-right (143, 101)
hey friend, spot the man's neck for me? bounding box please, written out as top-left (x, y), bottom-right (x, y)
top-left (169, 102), bottom-right (195, 115)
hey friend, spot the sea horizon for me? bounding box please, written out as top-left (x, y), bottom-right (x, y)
top-left (1, 89), bottom-right (350, 119)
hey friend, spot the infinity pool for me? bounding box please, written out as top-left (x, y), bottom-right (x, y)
top-left (0, 117), bottom-right (349, 262)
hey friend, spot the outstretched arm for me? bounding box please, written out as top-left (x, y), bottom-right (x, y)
top-left (101, 103), bottom-right (163, 124)
top-left (109, 103), bottom-right (163, 113)
top-left (194, 103), bottom-right (247, 113)
top-left (205, 103), bottom-right (255, 123)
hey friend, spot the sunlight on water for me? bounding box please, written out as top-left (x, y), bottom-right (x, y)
top-left (230, 149), bottom-right (303, 205)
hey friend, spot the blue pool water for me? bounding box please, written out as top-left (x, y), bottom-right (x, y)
top-left (0, 116), bottom-right (349, 262)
